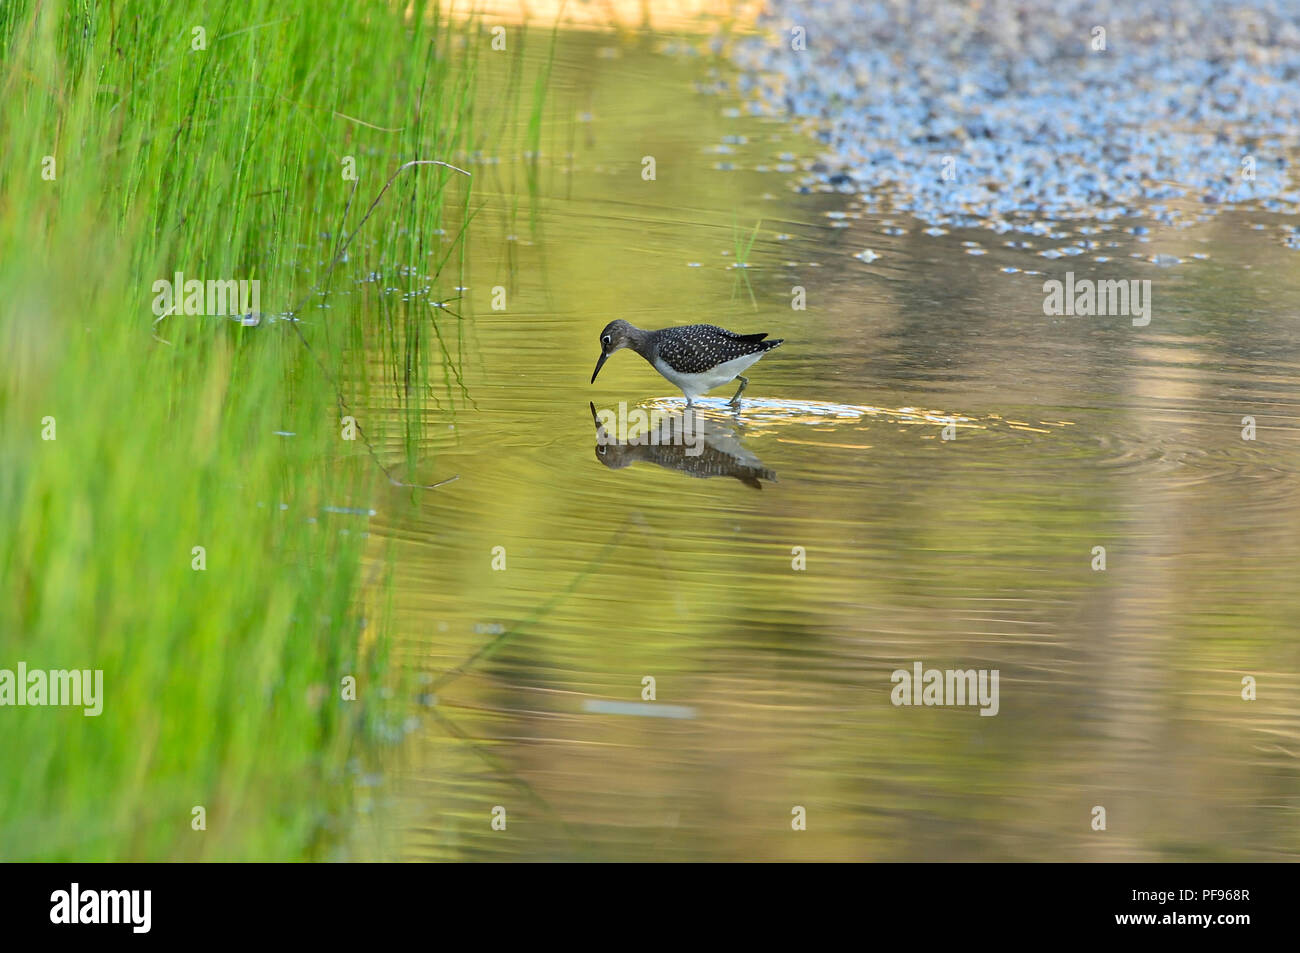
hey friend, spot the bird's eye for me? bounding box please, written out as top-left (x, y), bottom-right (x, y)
top-left (601, 335), bottom-right (611, 347)
top-left (597, 446), bottom-right (606, 455)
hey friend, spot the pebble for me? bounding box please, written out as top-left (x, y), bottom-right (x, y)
top-left (730, 1), bottom-right (1300, 237)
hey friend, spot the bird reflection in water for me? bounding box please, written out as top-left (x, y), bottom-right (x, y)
top-left (588, 401), bottom-right (777, 489)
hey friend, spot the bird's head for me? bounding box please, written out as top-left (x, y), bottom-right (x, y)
top-left (590, 319), bottom-right (636, 383)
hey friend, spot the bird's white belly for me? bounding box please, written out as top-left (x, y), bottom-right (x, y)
top-left (653, 352), bottom-right (763, 399)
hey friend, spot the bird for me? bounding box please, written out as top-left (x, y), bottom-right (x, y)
top-left (589, 319), bottom-right (783, 406)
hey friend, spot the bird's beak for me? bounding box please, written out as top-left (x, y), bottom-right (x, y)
top-left (589, 401), bottom-right (601, 429)
top-left (590, 351), bottom-right (609, 383)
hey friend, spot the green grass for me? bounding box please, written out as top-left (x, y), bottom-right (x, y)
top-left (730, 217), bottom-right (761, 308)
top-left (0, 0), bottom-right (524, 860)
top-left (731, 217), bottom-right (762, 267)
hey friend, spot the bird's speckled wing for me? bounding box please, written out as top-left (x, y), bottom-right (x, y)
top-left (653, 324), bottom-right (782, 374)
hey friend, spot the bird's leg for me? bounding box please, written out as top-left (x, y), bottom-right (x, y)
top-left (728, 376), bottom-right (749, 407)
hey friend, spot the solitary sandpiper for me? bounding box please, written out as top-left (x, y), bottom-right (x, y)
top-left (590, 319), bottom-right (784, 406)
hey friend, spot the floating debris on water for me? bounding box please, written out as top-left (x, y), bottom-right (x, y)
top-left (582, 699), bottom-right (697, 720)
top-left (321, 505), bottom-right (377, 517)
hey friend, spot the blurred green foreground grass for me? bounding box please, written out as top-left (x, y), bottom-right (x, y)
top-left (0, 0), bottom-right (496, 860)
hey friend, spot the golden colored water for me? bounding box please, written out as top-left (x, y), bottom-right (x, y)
top-left (357, 30), bottom-right (1300, 860)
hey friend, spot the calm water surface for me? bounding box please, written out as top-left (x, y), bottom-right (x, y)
top-left (352, 30), bottom-right (1300, 860)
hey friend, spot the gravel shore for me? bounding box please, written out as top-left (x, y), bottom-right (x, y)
top-left (730, 1), bottom-right (1300, 237)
